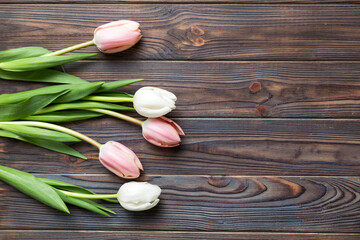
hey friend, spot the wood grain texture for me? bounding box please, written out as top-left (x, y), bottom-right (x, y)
top-left (0, 175), bottom-right (359, 232)
top-left (1, 4), bottom-right (360, 60)
top-left (1, 231), bottom-right (360, 240)
top-left (1, 118), bottom-right (360, 176)
top-left (2, 0), bottom-right (360, 3)
top-left (4, 61), bottom-right (360, 118)
top-left (27, 61), bottom-right (360, 118)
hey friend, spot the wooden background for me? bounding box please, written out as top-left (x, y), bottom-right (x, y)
top-left (0, 1), bottom-right (360, 239)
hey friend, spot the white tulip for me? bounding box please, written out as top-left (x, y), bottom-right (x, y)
top-left (133, 87), bottom-right (177, 118)
top-left (117, 182), bottom-right (161, 211)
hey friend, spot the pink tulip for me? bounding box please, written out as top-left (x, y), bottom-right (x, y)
top-left (142, 117), bottom-right (185, 147)
top-left (99, 141), bottom-right (143, 178)
top-left (93, 20), bottom-right (142, 54)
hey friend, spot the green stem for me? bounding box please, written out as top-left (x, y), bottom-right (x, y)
top-left (43, 40), bottom-right (95, 57)
top-left (82, 96), bottom-right (133, 103)
top-left (0, 121), bottom-right (102, 149)
top-left (89, 108), bottom-right (144, 126)
top-left (60, 190), bottom-right (117, 199)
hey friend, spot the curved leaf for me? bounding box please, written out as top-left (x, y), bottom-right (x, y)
top-left (0, 130), bottom-right (86, 159)
top-left (36, 101), bottom-right (134, 114)
top-left (39, 178), bottom-right (119, 204)
top-left (0, 53), bottom-right (98, 72)
top-left (0, 165), bottom-right (69, 214)
top-left (0, 82), bottom-right (103, 105)
top-left (96, 79), bottom-right (143, 93)
top-left (39, 178), bottom-right (96, 195)
top-left (0, 47), bottom-right (51, 62)
top-left (0, 124), bottom-right (81, 142)
top-left (55, 190), bottom-right (112, 216)
top-left (24, 110), bottom-right (103, 122)
top-left (0, 90), bottom-right (69, 121)
top-left (54, 82), bottom-right (104, 103)
top-left (0, 69), bottom-right (87, 84)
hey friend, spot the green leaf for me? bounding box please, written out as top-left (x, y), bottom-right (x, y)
top-left (53, 82), bottom-right (104, 103)
top-left (0, 130), bottom-right (86, 159)
top-left (81, 198), bottom-right (116, 215)
top-left (0, 47), bottom-right (51, 62)
top-left (39, 178), bottom-right (119, 204)
top-left (0, 69), bottom-right (87, 84)
top-left (39, 178), bottom-right (96, 195)
top-left (92, 91), bottom-right (133, 98)
top-left (0, 124), bottom-right (81, 142)
top-left (55, 190), bottom-right (112, 216)
top-left (23, 110), bottom-right (103, 122)
top-left (0, 82), bottom-right (103, 105)
top-left (0, 90), bottom-right (69, 121)
top-left (96, 79), bottom-right (143, 93)
top-left (36, 101), bottom-right (134, 114)
top-left (0, 165), bottom-right (69, 214)
top-left (0, 53), bottom-right (98, 72)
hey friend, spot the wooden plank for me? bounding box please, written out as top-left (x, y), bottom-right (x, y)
top-left (0, 175), bottom-right (359, 232)
top-left (4, 60), bottom-right (358, 118)
top-left (1, 4), bottom-right (360, 60)
top-left (2, 0), bottom-right (360, 3)
top-left (1, 231), bottom-right (360, 240)
top-left (1, 118), bottom-right (360, 176)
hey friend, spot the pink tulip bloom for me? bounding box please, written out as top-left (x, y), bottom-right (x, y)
top-left (142, 117), bottom-right (185, 147)
top-left (99, 141), bottom-right (143, 178)
top-left (94, 20), bottom-right (142, 54)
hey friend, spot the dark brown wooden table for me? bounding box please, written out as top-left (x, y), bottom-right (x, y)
top-left (0, 0), bottom-right (360, 239)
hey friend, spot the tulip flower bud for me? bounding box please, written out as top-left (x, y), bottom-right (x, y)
top-left (93, 20), bottom-right (142, 54)
top-left (99, 141), bottom-right (143, 179)
top-left (142, 117), bottom-right (185, 147)
top-left (133, 87), bottom-right (177, 118)
top-left (117, 182), bottom-right (161, 211)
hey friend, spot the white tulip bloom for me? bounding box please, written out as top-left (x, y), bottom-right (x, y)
top-left (117, 182), bottom-right (161, 211)
top-left (133, 87), bottom-right (177, 118)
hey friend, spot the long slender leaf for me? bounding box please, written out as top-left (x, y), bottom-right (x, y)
top-left (96, 79), bottom-right (143, 93)
top-left (54, 82), bottom-right (104, 103)
top-left (0, 124), bottom-right (81, 142)
top-left (0, 90), bottom-right (69, 121)
top-left (0, 82), bottom-right (103, 105)
top-left (36, 101), bottom-right (134, 114)
top-left (24, 110), bottom-right (103, 122)
top-left (39, 178), bottom-right (97, 195)
top-left (81, 198), bottom-right (116, 215)
top-left (0, 130), bottom-right (86, 159)
top-left (0, 69), bottom-right (87, 84)
top-left (0, 53), bottom-right (98, 72)
top-left (83, 91), bottom-right (133, 102)
top-left (39, 178), bottom-right (119, 204)
top-left (0, 165), bottom-right (69, 214)
top-left (55, 190), bottom-right (111, 216)
top-left (0, 47), bottom-right (51, 62)
top-left (91, 91), bottom-right (133, 98)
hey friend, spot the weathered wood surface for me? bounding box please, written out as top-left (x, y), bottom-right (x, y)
top-left (3, 61), bottom-right (360, 118)
top-left (0, 175), bottom-right (359, 232)
top-left (1, 118), bottom-right (360, 176)
top-left (1, 5), bottom-right (360, 60)
top-left (2, 0), bottom-right (360, 3)
top-left (1, 231), bottom-right (360, 240)
top-left (1, 0), bottom-right (360, 238)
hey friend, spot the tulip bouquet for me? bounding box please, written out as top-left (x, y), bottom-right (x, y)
top-left (0, 20), bottom-right (183, 215)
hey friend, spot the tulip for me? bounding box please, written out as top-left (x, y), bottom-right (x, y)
top-left (117, 182), bottom-right (161, 211)
top-left (133, 87), bottom-right (177, 118)
top-left (142, 117), bottom-right (184, 147)
top-left (99, 141), bottom-right (143, 179)
top-left (93, 20), bottom-right (142, 54)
